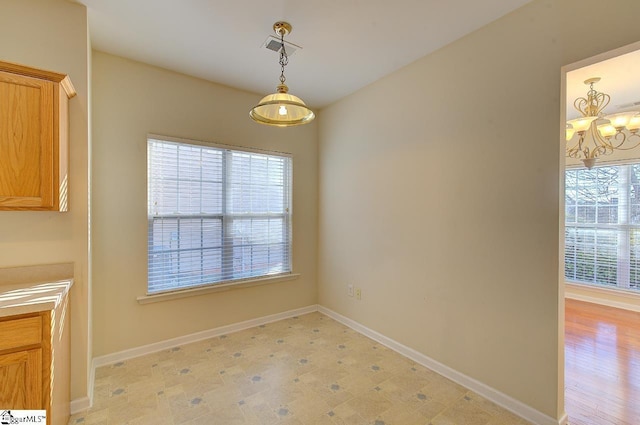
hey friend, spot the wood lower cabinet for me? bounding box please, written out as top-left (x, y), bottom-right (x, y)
top-left (0, 349), bottom-right (42, 409)
top-left (0, 60), bottom-right (76, 211)
top-left (0, 292), bottom-right (69, 425)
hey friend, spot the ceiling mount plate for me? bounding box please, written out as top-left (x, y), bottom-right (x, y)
top-left (273, 21), bottom-right (292, 37)
top-left (584, 77), bottom-right (601, 85)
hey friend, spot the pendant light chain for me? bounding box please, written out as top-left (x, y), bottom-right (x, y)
top-left (279, 31), bottom-right (289, 85)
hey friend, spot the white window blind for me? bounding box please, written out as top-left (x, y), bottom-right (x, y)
top-left (565, 163), bottom-right (640, 292)
top-left (147, 137), bottom-right (292, 294)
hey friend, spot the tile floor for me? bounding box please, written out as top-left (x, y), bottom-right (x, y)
top-left (69, 312), bottom-right (531, 425)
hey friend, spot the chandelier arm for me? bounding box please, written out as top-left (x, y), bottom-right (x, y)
top-left (591, 145), bottom-right (609, 159)
top-left (594, 92), bottom-right (610, 115)
top-left (566, 145), bottom-right (582, 159)
top-left (604, 130), bottom-right (628, 150)
top-left (588, 125), bottom-right (615, 157)
top-left (571, 129), bottom-right (609, 160)
top-left (576, 134), bottom-right (585, 154)
top-left (609, 132), bottom-right (640, 151)
top-left (574, 97), bottom-right (590, 117)
top-left (572, 134), bottom-right (591, 160)
top-left (566, 131), bottom-right (583, 158)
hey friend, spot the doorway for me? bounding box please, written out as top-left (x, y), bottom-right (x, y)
top-left (561, 42), bottom-right (640, 425)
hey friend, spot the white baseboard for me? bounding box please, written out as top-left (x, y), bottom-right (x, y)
top-left (567, 292), bottom-right (640, 312)
top-left (565, 283), bottom-right (640, 313)
top-left (318, 306), bottom-right (565, 425)
top-left (69, 396), bottom-right (90, 415)
top-left (93, 305), bottom-right (319, 369)
top-left (70, 358), bottom-right (95, 414)
top-left (559, 412), bottom-right (569, 425)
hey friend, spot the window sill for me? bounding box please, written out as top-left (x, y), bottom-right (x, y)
top-left (137, 273), bottom-right (300, 305)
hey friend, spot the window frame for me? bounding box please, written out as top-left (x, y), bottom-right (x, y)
top-left (146, 134), bottom-right (294, 296)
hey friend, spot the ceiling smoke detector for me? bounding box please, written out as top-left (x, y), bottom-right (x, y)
top-left (262, 35), bottom-right (301, 56)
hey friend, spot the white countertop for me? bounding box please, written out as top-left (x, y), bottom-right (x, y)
top-left (0, 279), bottom-right (73, 318)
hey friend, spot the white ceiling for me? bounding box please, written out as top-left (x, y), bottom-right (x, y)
top-left (76, 0), bottom-right (533, 108)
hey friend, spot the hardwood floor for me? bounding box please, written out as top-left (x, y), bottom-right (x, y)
top-left (565, 299), bottom-right (640, 425)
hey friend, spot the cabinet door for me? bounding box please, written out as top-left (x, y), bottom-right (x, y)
top-left (0, 349), bottom-right (42, 409)
top-left (0, 71), bottom-right (55, 209)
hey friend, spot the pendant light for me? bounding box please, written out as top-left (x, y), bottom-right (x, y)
top-left (249, 22), bottom-right (315, 127)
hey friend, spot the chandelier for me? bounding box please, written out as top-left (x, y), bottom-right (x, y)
top-left (249, 22), bottom-right (315, 127)
top-left (566, 77), bottom-right (640, 169)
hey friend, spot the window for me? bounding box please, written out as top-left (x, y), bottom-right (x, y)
top-left (565, 162), bottom-right (640, 292)
top-left (147, 136), bottom-right (292, 294)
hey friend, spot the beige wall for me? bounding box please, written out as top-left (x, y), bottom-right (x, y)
top-left (91, 52), bottom-right (318, 357)
top-left (318, 0), bottom-right (640, 420)
top-left (0, 0), bottom-right (90, 401)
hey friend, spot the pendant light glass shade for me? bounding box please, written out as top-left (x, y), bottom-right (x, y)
top-left (250, 84), bottom-right (315, 127)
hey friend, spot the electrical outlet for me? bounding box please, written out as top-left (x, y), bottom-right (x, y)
top-left (355, 288), bottom-right (362, 300)
top-left (347, 284), bottom-right (354, 297)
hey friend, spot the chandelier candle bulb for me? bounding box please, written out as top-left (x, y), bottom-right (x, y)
top-left (567, 116), bottom-right (597, 133)
top-left (605, 111), bottom-right (639, 130)
top-left (628, 115), bottom-right (640, 132)
top-left (597, 123), bottom-right (617, 139)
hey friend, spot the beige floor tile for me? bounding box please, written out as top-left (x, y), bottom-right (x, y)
top-left (107, 393), bottom-right (158, 424)
top-left (321, 390), bottom-right (355, 409)
top-left (328, 412), bottom-right (368, 425)
top-left (464, 393), bottom-right (532, 424)
top-left (414, 397), bottom-right (449, 421)
top-left (202, 384), bottom-right (243, 407)
top-left (259, 384), bottom-right (309, 407)
top-left (302, 413), bottom-right (336, 425)
top-left (345, 390), bottom-right (394, 421)
top-left (128, 411), bottom-right (175, 425)
top-left (374, 401), bottom-right (430, 425)
top-left (420, 375), bottom-right (467, 406)
top-left (187, 404), bottom-right (248, 425)
top-left (168, 399), bottom-right (211, 424)
top-left (431, 397), bottom-right (493, 425)
top-left (286, 394), bottom-right (332, 422)
top-left (82, 408), bottom-right (109, 424)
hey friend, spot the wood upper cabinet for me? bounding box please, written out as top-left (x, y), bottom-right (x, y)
top-left (0, 60), bottom-right (76, 211)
